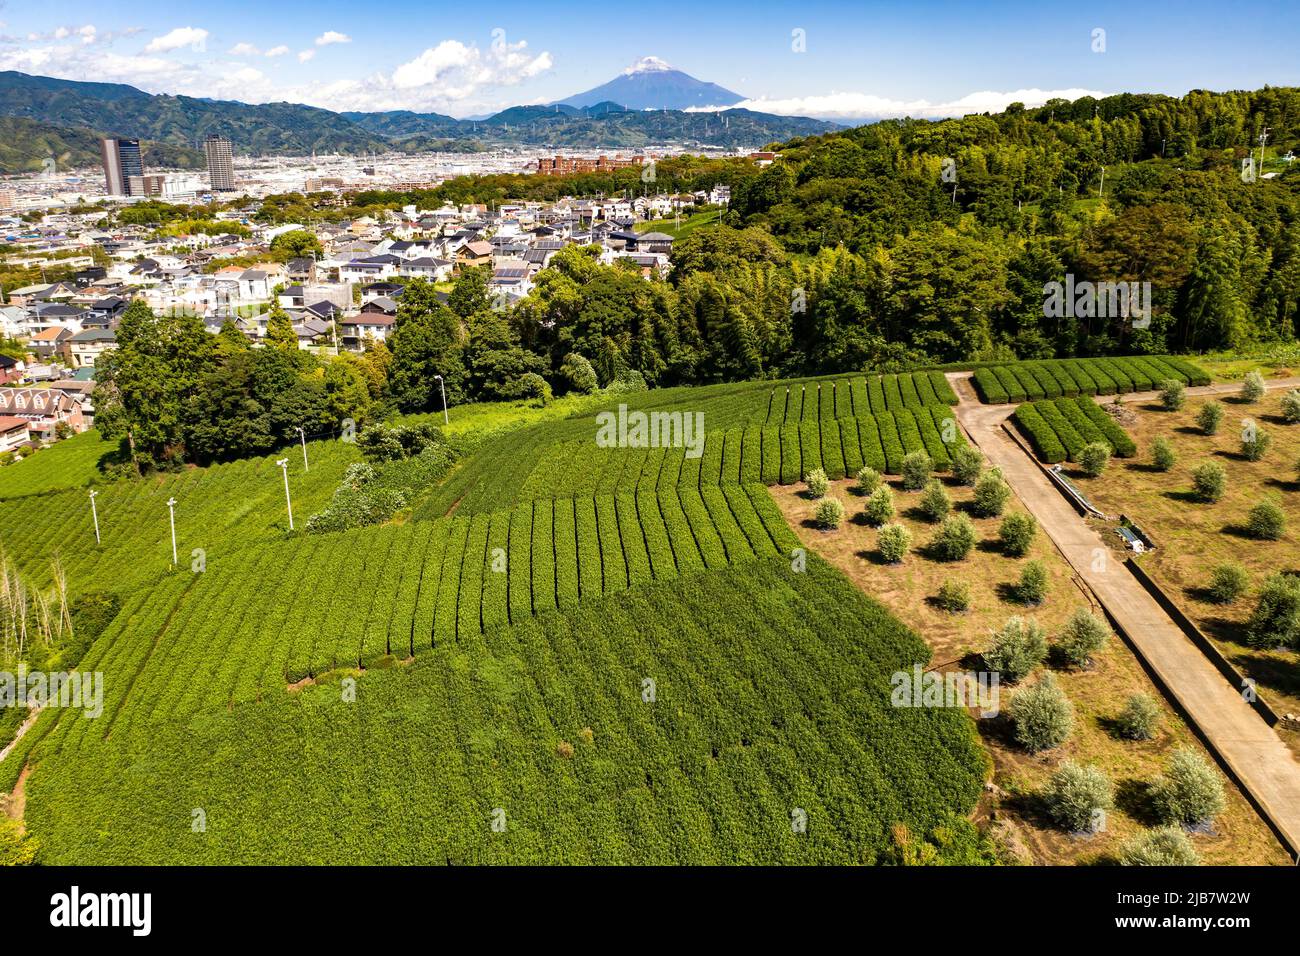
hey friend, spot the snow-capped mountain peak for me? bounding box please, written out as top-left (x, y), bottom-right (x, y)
top-left (624, 56), bottom-right (674, 75)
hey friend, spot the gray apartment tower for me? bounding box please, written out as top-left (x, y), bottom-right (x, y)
top-left (204, 134), bottom-right (236, 192)
top-left (100, 138), bottom-right (143, 196)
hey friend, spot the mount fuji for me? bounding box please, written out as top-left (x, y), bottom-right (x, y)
top-left (554, 57), bottom-right (744, 111)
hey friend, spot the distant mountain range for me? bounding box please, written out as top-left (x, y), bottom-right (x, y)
top-left (555, 57), bottom-right (744, 111)
top-left (0, 68), bottom-right (838, 176)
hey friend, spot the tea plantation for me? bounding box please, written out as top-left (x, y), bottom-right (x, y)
top-left (0, 372), bottom-right (991, 864)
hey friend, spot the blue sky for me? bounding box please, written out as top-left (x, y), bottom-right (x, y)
top-left (1, 0), bottom-right (1296, 118)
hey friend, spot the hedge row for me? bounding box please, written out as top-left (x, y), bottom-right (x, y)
top-left (1014, 397), bottom-right (1138, 463)
top-left (973, 356), bottom-right (1211, 404)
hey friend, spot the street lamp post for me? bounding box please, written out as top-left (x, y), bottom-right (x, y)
top-left (166, 497), bottom-right (178, 566)
top-left (297, 426), bottom-right (309, 472)
top-left (88, 489), bottom-right (100, 544)
top-left (277, 458), bottom-right (294, 531)
top-left (434, 374), bottom-right (449, 425)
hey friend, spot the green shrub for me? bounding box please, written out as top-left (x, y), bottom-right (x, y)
top-left (918, 478), bottom-right (951, 522)
top-left (877, 523), bottom-right (912, 564)
top-left (936, 579), bottom-right (972, 613)
top-left (1241, 369), bottom-right (1266, 403)
top-left (1240, 422), bottom-right (1271, 461)
top-left (1247, 499), bottom-right (1285, 540)
top-left (1196, 401), bottom-right (1224, 435)
top-left (805, 467), bottom-right (829, 499)
top-left (1281, 389), bottom-right (1300, 423)
top-left (998, 512), bottom-right (1037, 557)
top-left (931, 513), bottom-right (976, 561)
top-left (1078, 441), bottom-right (1111, 477)
top-left (1151, 747), bottom-right (1225, 826)
top-left (1116, 692), bottom-right (1161, 741)
top-left (901, 451), bottom-right (933, 491)
top-left (1245, 573), bottom-right (1300, 649)
top-left (984, 616), bottom-right (1047, 682)
top-left (1056, 608), bottom-right (1111, 666)
top-left (855, 465), bottom-right (882, 495)
top-left (1011, 672), bottom-right (1074, 752)
top-left (1151, 436), bottom-right (1176, 472)
top-left (1013, 404), bottom-right (1066, 463)
top-left (1207, 563), bottom-right (1249, 604)
top-left (972, 468), bottom-right (1011, 517)
top-left (1015, 560), bottom-right (1050, 606)
top-left (516, 371), bottom-right (553, 406)
top-left (950, 445), bottom-right (984, 486)
top-left (1191, 461), bottom-right (1226, 502)
top-left (1043, 762), bottom-right (1113, 833)
top-left (560, 352), bottom-right (599, 394)
top-left (1118, 827), bottom-right (1199, 866)
top-left (1159, 379), bottom-right (1186, 411)
top-left (814, 497), bottom-right (845, 530)
top-left (0, 818), bottom-right (37, 866)
top-left (862, 485), bottom-right (895, 526)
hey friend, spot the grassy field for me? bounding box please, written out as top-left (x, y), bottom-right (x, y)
top-left (1075, 390), bottom-right (1300, 753)
top-left (0, 429), bottom-right (118, 499)
top-left (770, 475), bottom-right (1289, 865)
top-left (0, 437), bottom-right (360, 592)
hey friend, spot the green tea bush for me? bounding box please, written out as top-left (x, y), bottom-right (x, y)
top-left (1043, 762), bottom-right (1113, 833)
top-left (901, 451), bottom-right (933, 491)
top-left (1247, 499), bottom-right (1285, 540)
top-left (998, 512), bottom-right (1037, 557)
top-left (1196, 401), bottom-right (1224, 435)
top-left (862, 485), bottom-right (894, 526)
top-left (1011, 673), bottom-right (1074, 752)
top-left (919, 479), bottom-right (951, 522)
top-left (931, 513), bottom-right (976, 561)
top-left (972, 469), bottom-right (1011, 517)
top-left (935, 579), bottom-right (971, 613)
top-left (1115, 693), bottom-right (1161, 741)
top-left (814, 496), bottom-right (845, 530)
top-left (1056, 608), bottom-right (1111, 667)
top-left (1192, 461), bottom-right (1226, 502)
top-left (1151, 748), bottom-right (1225, 826)
top-left (984, 616), bottom-right (1047, 682)
top-left (877, 523), bottom-right (912, 564)
top-left (1118, 827), bottom-right (1199, 866)
top-left (805, 467), bottom-right (829, 499)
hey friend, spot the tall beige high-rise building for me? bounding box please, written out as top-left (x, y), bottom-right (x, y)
top-left (204, 134), bottom-right (236, 192)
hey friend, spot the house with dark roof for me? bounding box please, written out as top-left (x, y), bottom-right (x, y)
top-left (69, 328), bottom-right (116, 368)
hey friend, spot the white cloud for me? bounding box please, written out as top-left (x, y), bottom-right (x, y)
top-left (145, 26), bottom-right (208, 53)
top-left (709, 87), bottom-right (1106, 121)
top-left (314, 31), bottom-right (351, 47)
top-left (0, 28), bottom-right (553, 116)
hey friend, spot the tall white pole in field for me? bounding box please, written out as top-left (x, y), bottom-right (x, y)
top-left (166, 497), bottom-right (178, 566)
top-left (434, 374), bottom-right (449, 425)
top-left (88, 489), bottom-right (100, 544)
top-left (297, 425), bottom-right (309, 472)
top-left (277, 458), bottom-right (294, 531)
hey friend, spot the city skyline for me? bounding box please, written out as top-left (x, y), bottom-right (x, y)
top-left (0, 1), bottom-right (1296, 119)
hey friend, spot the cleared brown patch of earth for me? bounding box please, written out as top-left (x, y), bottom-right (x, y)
top-left (771, 475), bottom-right (1289, 865)
top-left (1074, 390), bottom-right (1300, 758)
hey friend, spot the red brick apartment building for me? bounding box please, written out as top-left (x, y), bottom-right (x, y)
top-left (536, 155), bottom-right (645, 175)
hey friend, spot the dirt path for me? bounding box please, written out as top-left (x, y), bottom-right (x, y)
top-left (950, 372), bottom-right (1300, 859)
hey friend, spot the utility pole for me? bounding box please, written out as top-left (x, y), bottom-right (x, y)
top-left (297, 426), bottom-right (309, 472)
top-left (1258, 127), bottom-right (1271, 182)
top-left (277, 458), bottom-right (294, 531)
top-left (88, 489), bottom-right (100, 544)
top-left (1098, 166), bottom-right (1106, 198)
top-left (166, 498), bottom-right (178, 566)
top-left (434, 374), bottom-right (449, 425)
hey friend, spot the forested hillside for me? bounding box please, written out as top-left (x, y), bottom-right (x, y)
top-left (354, 86), bottom-right (1300, 386)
